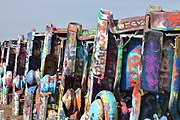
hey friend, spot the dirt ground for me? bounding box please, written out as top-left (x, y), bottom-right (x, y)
top-left (0, 104), bottom-right (23, 120)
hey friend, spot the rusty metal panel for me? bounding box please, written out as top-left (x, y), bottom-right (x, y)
top-left (105, 36), bottom-right (117, 78)
top-left (141, 30), bottom-right (163, 92)
top-left (159, 36), bottom-right (174, 92)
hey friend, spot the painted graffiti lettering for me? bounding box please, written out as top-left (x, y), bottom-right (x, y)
top-left (128, 47), bottom-right (141, 86)
top-left (93, 49), bottom-right (106, 75)
top-left (118, 19), bottom-right (145, 30)
top-left (92, 20), bottom-right (108, 77)
top-left (128, 56), bottom-right (139, 81)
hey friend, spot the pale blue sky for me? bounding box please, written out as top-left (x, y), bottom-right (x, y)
top-left (0, 0), bottom-right (180, 40)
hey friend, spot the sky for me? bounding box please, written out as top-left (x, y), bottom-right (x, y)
top-left (0, 0), bottom-right (180, 40)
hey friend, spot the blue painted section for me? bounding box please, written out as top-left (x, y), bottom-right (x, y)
top-left (27, 32), bottom-right (34, 40)
top-left (172, 58), bottom-right (180, 93)
top-left (95, 90), bottom-right (118, 120)
top-left (121, 39), bottom-right (142, 90)
top-left (26, 70), bottom-right (37, 86)
top-left (41, 75), bottom-right (56, 94)
top-left (75, 41), bottom-right (84, 76)
top-left (88, 99), bottom-right (104, 120)
top-left (15, 76), bottom-right (25, 90)
top-left (27, 85), bottom-right (37, 95)
top-left (0, 67), bottom-right (4, 75)
top-left (169, 57), bottom-right (180, 119)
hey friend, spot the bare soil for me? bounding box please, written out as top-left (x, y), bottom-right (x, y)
top-left (0, 104), bottom-right (23, 120)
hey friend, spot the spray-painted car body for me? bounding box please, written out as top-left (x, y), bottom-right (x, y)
top-left (34, 25), bottom-right (67, 120)
top-left (23, 30), bottom-right (45, 120)
top-left (83, 9), bottom-right (146, 120)
top-left (12, 35), bottom-right (27, 116)
top-left (57, 22), bottom-right (95, 120)
top-left (45, 27), bottom-right (68, 120)
top-left (140, 6), bottom-right (180, 120)
top-left (0, 41), bottom-right (8, 104)
top-left (2, 40), bottom-right (17, 105)
top-left (0, 5), bottom-right (179, 120)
